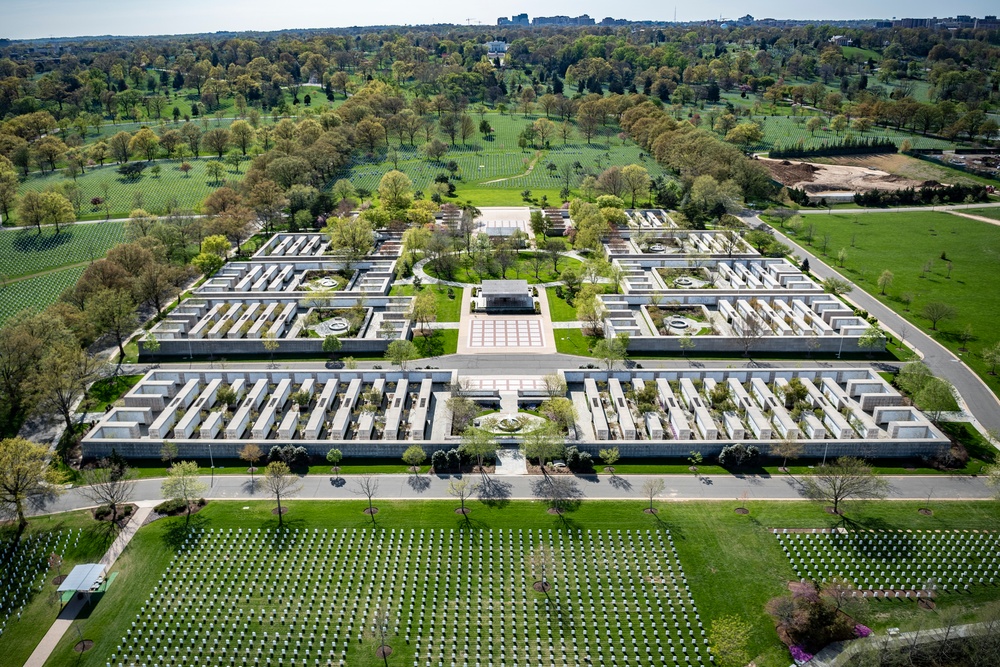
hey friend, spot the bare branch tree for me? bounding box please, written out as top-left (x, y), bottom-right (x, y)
top-left (354, 473), bottom-right (380, 524)
top-left (78, 461), bottom-right (138, 524)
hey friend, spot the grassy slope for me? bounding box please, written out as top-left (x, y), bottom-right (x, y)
top-left (781, 211), bottom-right (1000, 396)
top-left (0, 265), bottom-right (86, 325)
top-left (0, 221), bottom-right (126, 279)
top-left (37, 499), bottom-right (1000, 667)
top-left (388, 283), bottom-right (461, 322)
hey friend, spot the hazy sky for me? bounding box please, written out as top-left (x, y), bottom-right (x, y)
top-left (3, 0), bottom-right (997, 40)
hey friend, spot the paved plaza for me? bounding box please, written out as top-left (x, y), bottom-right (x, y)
top-left (468, 319), bottom-right (544, 347)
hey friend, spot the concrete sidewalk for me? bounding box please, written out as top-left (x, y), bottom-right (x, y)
top-left (23, 504), bottom-right (154, 667)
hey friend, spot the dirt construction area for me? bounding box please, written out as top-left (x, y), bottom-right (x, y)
top-left (761, 156), bottom-right (934, 196)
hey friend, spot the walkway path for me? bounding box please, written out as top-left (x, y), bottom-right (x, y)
top-left (23, 503), bottom-right (155, 667)
top-left (28, 472), bottom-right (994, 518)
top-left (947, 210), bottom-right (1000, 227)
top-left (494, 450), bottom-right (528, 476)
top-left (745, 213), bottom-right (1000, 436)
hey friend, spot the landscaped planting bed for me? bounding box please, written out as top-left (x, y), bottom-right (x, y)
top-left (0, 265), bottom-right (86, 324)
top-left (109, 527), bottom-right (709, 667)
top-left (0, 221), bottom-right (125, 278)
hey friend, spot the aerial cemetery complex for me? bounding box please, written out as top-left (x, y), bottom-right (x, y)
top-left (2, 12), bottom-right (1000, 667)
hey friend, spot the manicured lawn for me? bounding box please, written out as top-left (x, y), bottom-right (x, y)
top-left (389, 283), bottom-right (462, 322)
top-left (0, 221), bottom-right (126, 278)
top-left (554, 328), bottom-right (598, 356)
top-left (778, 211), bottom-right (1000, 396)
top-left (965, 207), bottom-right (1000, 221)
top-left (412, 328), bottom-right (458, 357)
top-left (38, 499), bottom-right (1000, 667)
top-left (0, 511), bottom-right (115, 667)
top-left (80, 374), bottom-right (144, 412)
top-left (425, 251), bottom-right (579, 285)
top-left (544, 286), bottom-right (578, 321)
top-left (118, 457), bottom-right (430, 479)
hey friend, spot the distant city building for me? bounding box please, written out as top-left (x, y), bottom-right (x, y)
top-left (532, 15), bottom-right (596, 26)
top-left (485, 40), bottom-right (508, 53)
top-left (497, 13), bottom-right (529, 26)
top-left (893, 15), bottom-right (1000, 29)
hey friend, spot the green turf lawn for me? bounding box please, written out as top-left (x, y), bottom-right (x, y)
top-left (79, 374), bottom-right (144, 412)
top-left (0, 221), bottom-right (126, 279)
top-left (425, 251), bottom-right (580, 285)
top-left (388, 283), bottom-right (462, 322)
top-left (779, 211), bottom-right (1000, 396)
top-left (412, 328), bottom-right (458, 357)
top-left (544, 287), bottom-right (578, 322)
top-left (0, 511), bottom-right (115, 667)
top-left (0, 265), bottom-right (85, 325)
top-left (18, 158), bottom-right (247, 219)
top-left (119, 457), bottom-right (431, 479)
top-left (37, 499), bottom-right (1000, 667)
top-left (964, 207), bottom-right (1000, 221)
top-left (554, 328), bottom-right (598, 356)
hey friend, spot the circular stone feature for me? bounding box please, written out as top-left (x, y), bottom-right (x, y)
top-left (668, 318), bottom-right (689, 330)
top-left (313, 317), bottom-right (350, 337)
top-left (498, 416), bottom-right (523, 432)
top-left (674, 276), bottom-right (694, 286)
top-left (649, 244), bottom-right (666, 252)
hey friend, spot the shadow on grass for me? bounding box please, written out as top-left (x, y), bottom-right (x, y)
top-left (413, 331), bottom-right (447, 357)
top-left (477, 478), bottom-right (512, 509)
top-left (161, 512), bottom-right (210, 552)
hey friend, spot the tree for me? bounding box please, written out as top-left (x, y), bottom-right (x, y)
top-left (709, 615), bottom-right (752, 667)
top-left (385, 339), bottom-right (418, 370)
top-left (915, 378), bottom-right (955, 424)
top-left (262, 461), bottom-right (302, 526)
top-left (353, 473), bottom-right (380, 524)
top-left (599, 447), bottom-right (620, 474)
top-left (446, 395), bottom-right (479, 434)
top-left (460, 427), bottom-right (498, 475)
top-left (594, 333), bottom-right (629, 370)
top-left (161, 461), bottom-right (207, 522)
top-left (858, 325), bottom-right (886, 357)
top-left (448, 478), bottom-right (474, 515)
top-left (921, 302), bottom-right (956, 331)
top-left (17, 190), bottom-right (75, 234)
top-left (679, 334), bottom-right (696, 358)
top-left (985, 464), bottom-right (1000, 501)
top-left (377, 169), bottom-right (413, 210)
top-left (205, 160), bottom-right (225, 184)
top-left (725, 122), bottom-right (764, 150)
top-left (802, 457), bottom-right (888, 514)
top-left (239, 444), bottom-right (263, 483)
top-left (326, 448), bottom-right (343, 478)
top-left (203, 127), bottom-right (231, 158)
top-left (322, 335), bottom-right (343, 360)
top-left (641, 478), bottom-right (665, 513)
top-left (128, 128), bottom-right (159, 161)
top-left (521, 423), bottom-right (565, 473)
top-left (229, 120), bottom-right (255, 155)
top-left (621, 164), bottom-right (651, 208)
top-left (821, 277), bottom-right (853, 295)
top-left (0, 167), bottom-right (19, 225)
top-left (323, 216), bottom-right (375, 270)
top-left (90, 289), bottom-right (138, 360)
top-left (402, 445), bottom-right (427, 473)
top-left (32, 341), bottom-right (106, 433)
top-left (79, 461), bottom-right (138, 525)
top-left (877, 269), bottom-right (894, 295)
top-left (160, 440), bottom-right (178, 468)
top-left (262, 332), bottom-right (279, 367)
top-left (576, 293), bottom-right (604, 336)
top-left (772, 436), bottom-right (803, 472)
top-left (0, 437), bottom-right (66, 529)
top-left (982, 341), bottom-right (1000, 375)
top-left (410, 289), bottom-right (437, 334)
top-left (421, 139), bottom-right (448, 162)
top-left (192, 252), bottom-right (225, 276)
top-left (806, 116), bottom-right (824, 136)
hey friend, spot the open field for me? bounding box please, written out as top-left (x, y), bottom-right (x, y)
top-left (425, 251), bottom-right (580, 285)
top-left (389, 283), bottom-right (462, 322)
top-left (779, 211), bottom-right (1000, 394)
top-left (0, 221), bottom-right (125, 279)
top-left (751, 116), bottom-right (956, 153)
top-left (0, 265), bottom-right (86, 325)
top-left (31, 500), bottom-right (1000, 667)
top-left (762, 158), bottom-right (928, 195)
top-left (18, 158), bottom-right (246, 219)
top-left (811, 153), bottom-right (999, 188)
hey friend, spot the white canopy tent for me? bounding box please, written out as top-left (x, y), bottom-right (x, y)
top-left (57, 563), bottom-right (105, 603)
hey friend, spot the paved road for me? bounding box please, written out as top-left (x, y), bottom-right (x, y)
top-left (29, 472), bottom-right (994, 517)
top-left (745, 214), bottom-right (1000, 436)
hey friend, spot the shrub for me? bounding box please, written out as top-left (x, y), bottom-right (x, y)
top-left (446, 448), bottom-right (461, 471)
top-left (431, 450), bottom-right (447, 471)
top-left (154, 498), bottom-right (187, 514)
top-left (718, 443), bottom-right (760, 468)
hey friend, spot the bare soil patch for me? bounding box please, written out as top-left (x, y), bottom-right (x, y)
top-left (643, 508), bottom-right (659, 515)
top-left (734, 507), bottom-right (750, 515)
top-left (73, 640), bottom-right (94, 653)
top-left (918, 508), bottom-right (933, 516)
top-left (363, 507), bottom-right (379, 515)
top-left (375, 646), bottom-right (393, 658)
top-left (454, 508), bottom-right (470, 515)
top-left (761, 157), bottom-right (929, 195)
top-left (533, 581), bottom-right (552, 593)
top-left (271, 507), bottom-right (288, 516)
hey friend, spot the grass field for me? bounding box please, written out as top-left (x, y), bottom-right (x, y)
top-left (752, 116), bottom-right (955, 153)
top-left (388, 283), bottom-right (462, 322)
top-left (18, 158), bottom-right (246, 219)
top-left (544, 287), bottom-right (578, 322)
top-left (779, 211), bottom-right (1000, 395)
top-left (34, 499), bottom-right (1000, 667)
top-left (0, 265), bottom-right (86, 324)
top-left (0, 512), bottom-right (114, 667)
top-left (412, 328), bottom-right (459, 357)
top-left (0, 221), bottom-right (125, 279)
top-left (965, 208), bottom-right (1000, 221)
